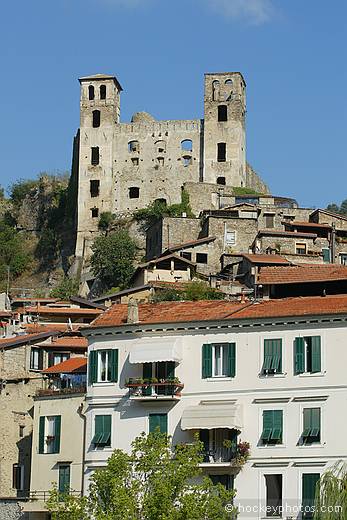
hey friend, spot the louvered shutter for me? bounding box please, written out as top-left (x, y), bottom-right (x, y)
top-left (110, 349), bottom-right (118, 382)
top-left (310, 337), bottom-right (321, 373)
top-left (294, 337), bottom-right (305, 374)
top-left (226, 343), bottom-right (236, 377)
top-left (88, 350), bottom-right (98, 385)
top-left (39, 416), bottom-right (45, 454)
top-left (202, 344), bottom-right (212, 378)
top-left (53, 416), bottom-right (61, 454)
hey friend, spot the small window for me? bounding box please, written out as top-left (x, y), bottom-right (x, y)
top-left (89, 349), bottom-right (118, 384)
top-left (88, 85), bottom-right (95, 100)
top-left (91, 207), bottom-right (99, 218)
top-left (339, 253), bottom-right (347, 265)
top-left (19, 425), bottom-right (25, 438)
top-left (196, 253), bottom-right (208, 264)
top-left (98, 350), bottom-right (112, 382)
top-left (131, 157), bottom-right (139, 166)
top-left (48, 352), bottom-right (70, 368)
top-left (182, 155), bottom-right (192, 167)
top-left (265, 474), bottom-right (282, 517)
top-left (128, 140), bottom-right (139, 153)
top-left (217, 176), bottom-right (226, 185)
top-left (296, 242), bottom-right (307, 255)
top-left (217, 142), bottom-right (226, 162)
top-left (181, 139), bottom-right (193, 152)
top-left (213, 344), bottom-right (231, 377)
top-left (212, 80), bottom-right (220, 101)
top-left (90, 180), bottom-right (100, 198)
top-left (39, 415), bottom-right (61, 454)
top-left (294, 336), bottom-right (321, 374)
top-left (225, 230), bottom-right (236, 246)
top-left (262, 339), bottom-right (282, 375)
top-left (30, 347), bottom-right (43, 370)
top-left (91, 147), bottom-right (99, 165)
top-left (302, 408), bottom-right (321, 444)
top-left (92, 415), bottom-right (111, 448)
top-left (322, 248), bottom-right (330, 263)
top-left (218, 105), bottom-right (228, 122)
top-left (155, 140), bottom-right (166, 153)
top-left (264, 214), bottom-right (275, 228)
top-left (129, 187), bottom-right (140, 199)
top-left (149, 413), bottom-right (167, 434)
top-left (261, 410), bottom-right (283, 444)
top-left (157, 157), bottom-right (164, 166)
top-left (100, 84), bottom-right (106, 100)
top-left (92, 110), bottom-right (101, 128)
top-left (225, 79), bottom-right (233, 86)
top-left (180, 251), bottom-right (192, 261)
top-left (58, 464), bottom-right (71, 494)
top-left (12, 464), bottom-right (24, 491)
top-left (302, 474), bottom-right (320, 519)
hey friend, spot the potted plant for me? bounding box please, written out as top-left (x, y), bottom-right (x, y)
top-left (235, 441), bottom-right (250, 466)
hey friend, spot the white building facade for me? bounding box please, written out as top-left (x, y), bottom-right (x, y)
top-left (83, 297), bottom-right (347, 519)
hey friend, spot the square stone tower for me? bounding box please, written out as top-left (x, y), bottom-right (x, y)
top-left (203, 72), bottom-right (246, 187)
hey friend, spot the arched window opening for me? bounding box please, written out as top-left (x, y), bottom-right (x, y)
top-left (182, 155), bottom-right (192, 167)
top-left (217, 176), bottom-right (226, 185)
top-left (154, 198), bottom-right (167, 206)
top-left (224, 79), bottom-right (233, 101)
top-left (100, 85), bottom-right (106, 100)
top-left (225, 79), bottom-right (233, 86)
top-left (88, 85), bottom-right (95, 100)
top-left (217, 142), bottom-right (226, 162)
top-left (92, 110), bottom-right (101, 128)
top-left (155, 140), bottom-right (166, 153)
top-left (181, 139), bottom-right (193, 152)
top-left (129, 187), bottom-right (140, 199)
top-left (212, 80), bottom-right (220, 101)
top-left (128, 140), bottom-right (139, 153)
top-left (91, 147), bottom-right (99, 165)
top-left (218, 105), bottom-right (228, 122)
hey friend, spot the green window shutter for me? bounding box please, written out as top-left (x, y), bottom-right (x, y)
top-left (159, 414), bottom-right (168, 434)
top-left (271, 410), bottom-right (283, 442)
top-left (39, 416), bottom-right (45, 454)
top-left (310, 337), bottom-right (321, 373)
top-left (100, 415), bottom-right (111, 445)
top-left (322, 248), bottom-right (330, 263)
top-left (89, 351), bottom-right (98, 385)
top-left (294, 337), bottom-right (305, 374)
top-left (303, 408), bottom-right (311, 438)
top-left (92, 415), bottom-right (103, 444)
top-left (143, 363), bottom-right (152, 379)
top-left (202, 344), bottom-right (212, 378)
top-left (272, 339), bottom-right (282, 372)
top-left (166, 361), bottom-right (175, 379)
top-left (226, 343), bottom-right (236, 377)
top-left (302, 473), bottom-right (320, 517)
top-left (110, 349), bottom-right (118, 382)
top-left (53, 416), bottom-right (61, 454)
top-left (58, 465), bottom-right (71, 494)
top-left (149, 414), bottom-right (167, 434)
top-left (263, 340), bottom-right (274, 372)
top-left (311, 408), bottom-right (321, 438)
top-left (261, 410), bottom-right (273, 441)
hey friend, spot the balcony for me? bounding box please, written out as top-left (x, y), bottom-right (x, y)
top-left (199, 440), bottom-right (250, 470)
top-left (36, 385), bottom-right (86, 397)
top-left (124, 378), bottom-right (184, 401)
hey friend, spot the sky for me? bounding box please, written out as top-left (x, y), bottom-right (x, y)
top-left (0, 0), bottom-right (346, 209)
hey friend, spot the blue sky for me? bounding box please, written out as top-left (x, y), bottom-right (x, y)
top-left (0, 0), bottom-right (346, 208)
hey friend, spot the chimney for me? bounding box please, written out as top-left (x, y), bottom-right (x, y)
top-left (127, 299), bottom-right (139, 324)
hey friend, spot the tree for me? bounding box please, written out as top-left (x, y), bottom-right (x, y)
top-left (47, 431), bottom-right (237, 520)
top-left (326, 203), bottom-right (340, 214)
top-left (313, 462), bottom-right (347, 520)
top-left (90, 230), bottom-right (138, 289)
top-left (0, 220), bottom-right (32, 282)
top-left (339, 199), bottom-right (347, 215)
top-left (50, 277), bottom-right (80, 299)
top-left (153, 281), bottom-right (225, 303)
top-left (98, 211), bottom-right (115, 233)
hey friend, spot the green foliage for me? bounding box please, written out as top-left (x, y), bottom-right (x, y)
top-left (232, 187), bottom-right (261, 196)
top-left (50, 277), bottom-right (79, 299)
top-left (0, 220), bottom-right (32, 281)
top-left (46, 431), bottom-right (236, 520)
top-left (134, 190), bottom-right (195, 228)
top-left (10, 178), bottom-right (40, 205)
top-left (0, 186), bottom-right (4, 199)
top-left (46, 485), bottom-right (89, 520)
top-left (314, 462), bottom-right (347, 519)
top-left (326, 200), bottom-right (347, 215)
top-left (153, 281), bottom-right (225, 302)
top-left (91, 230), bottom-right (138, 290)
top-left (98, 211), bottom-right (115, 233)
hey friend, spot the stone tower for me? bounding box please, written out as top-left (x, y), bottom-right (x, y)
top-left (75, 74), bottom-right (122, 257)
top-left (203, 72), bottom-right (246, 187)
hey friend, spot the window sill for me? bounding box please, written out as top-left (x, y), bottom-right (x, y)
top-left (205, 377), bottom-right (235, 382)
top-left (259, 373), bottom-right (286, 379)
top-left (298, 372), bottom-right (325, 378)
top-left (298, 443), bottom-right (324, 449)
top-left (91, 382), bottom-right (115, 387)
top-left (258, 444), bottom-right (285, 449)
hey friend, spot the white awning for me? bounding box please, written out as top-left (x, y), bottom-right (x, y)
top-left (181, 402), bottom-right (243, 430)
top-left (129, 337), bottom-right (183, 364)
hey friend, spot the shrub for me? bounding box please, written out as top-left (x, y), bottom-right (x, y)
top-left (50, 277), bottom-right (79, 299)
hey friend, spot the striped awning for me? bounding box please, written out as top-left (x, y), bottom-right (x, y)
top-left (129, 337), bottom-right (183, 364)
top-left (181, 402), bottom-right (242, 430)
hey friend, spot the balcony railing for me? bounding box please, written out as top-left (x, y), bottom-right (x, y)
top-left (29, 490), bottom-right (82, 502)
top-left (201, 444), bottom-right (237, 464)
top-left (36, 385), bottom-right (86, 397)
top-left (124, 380), bottom-right (184, 399)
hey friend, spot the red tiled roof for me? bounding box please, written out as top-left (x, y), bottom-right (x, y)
top-left (43, 356), bottom-right (87, 374)
top-left (89, 294), bottom-right (347, 328)
top-left (24, 306), bottom-right (102, 316)
top-left (0, 311), bottom-right (11, 318)
top-left (0, 332), bottom-right (58, 348)
top-left (164, 236), bottom-right (216, 253)
top-left (285, 221), bottom-right (331, 229)
top-left (46, 337), bottom-right (88, 349)
top-left (23, 323), bottom-right (84, 333)
top-left (227, 253), bottom-right (291, 265)
top-left (257, 264), bottom-right (347, 285)
top-left (257, 229), bottom-right (317, 238)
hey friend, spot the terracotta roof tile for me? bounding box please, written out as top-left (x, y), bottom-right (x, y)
top-left (257, 230), bottom-right (317, 238)
top-left (24, 306), bottom-right (102, 316)
top-left (285, 221), bottom-right (332, 229)
top-left (257, 264), bottom-right (347, 285)
top-left (227, 253), bottom-right (291, 265)
top-left (23, 323), bottom-right (84, 333)
top-left (43, 357), bottom-right (87, 374)
top-left (46, 337), bottom-right (88, 349)
top-left (89, 294), bottom-right (347, 329)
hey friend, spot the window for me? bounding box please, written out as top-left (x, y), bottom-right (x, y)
top-left (265, 474), bottom-right (282, 517)
top-left (48, 352), bottom-right (70, 367)
top-left (180, 251), bottom-right (192, 261)
top-left (91, 207), bottom-right (99, 218)
top-left (12, 464), bottom-right (24, 491)
top-left (264, 214), bottom-right (275, 228)
top-left (196, 252), bottom-right (208, 264)
top-left (129, 187), bottom-right (140, 199)
top-left (30, 347), bottom-right (43, 370)
top-left (92, 110), bottom-right (101, 128)
top-left (261, 410), bottom-right (283, 444)
top-left (155, 140), bottom-right (166, 153)
top-left (91, 146), bottom-right (99, 165)
top-left (302, 408), bottom-right (321, 444)
top-left (58, 464), bottom-right (70, 494)
top-left (181, 139), bottom-right (193, 152)
top-left (339, 253), bottom-right (347, 265)
top-left (88, 85), bottom-right (95, 100)
top-left (225, 230), bottom-right (236, 246)
top-left (131, 157), bottom-right (139, 166)
top-left (294, 336), bottom-right (321, 374)
top-left (19, 425), bottom-right (25, 438)
top-left (88, 349), bottom-right (118, 384)
top-left (100, 84), bottom-right (106, 100)
top-left (217, 176), bottom-right (226, 185)
top-left (225, 79), bottom-right (233, 86)
top-left (149, 413), bottom-right (167, 434)
top-left (39, 415), bottom-right (61, 454)
top-left (302, 474), bottom-right (320, 518)
top-left (182, 155), bottom-right (192, 167)
top-left (90, 179), bottom-right (100, 197)
top-left (322, 248), bottom-right (330, 263)
top-left (218, 105), bottom-right (228, 122)
top-left (212, 80), bottom-right (220, 101)
top-left (210, 474), bottom-right (234, 490)
top-left (262, 339), bottom-right (282, 375)
top-left (217, 142), bottom-right (226, 162)
top-left (143, 361), bottom-right (175, 396)
top-left (202, 343), bottom-right (236, 378)
top-left (128, 140), bottom-right (139, 152)
top-left (296, 242), bottom-right (307, 255)
top-left (92, 415), bottom-right (111, 448)
top-left (157, 157), bottom-right (164, 166)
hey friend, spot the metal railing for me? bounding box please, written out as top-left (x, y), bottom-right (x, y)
top-left (201, 444), bottom-right (237, 463)
top-left (125, 381), bottom-right (184, 398)
top-left (29, 490), bottom-right (82, 501)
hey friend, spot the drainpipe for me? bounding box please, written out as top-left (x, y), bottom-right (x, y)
top-left (77, 401), bottom-right (87, 496)
top-left (331, 224), bottom-right (336, 263)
